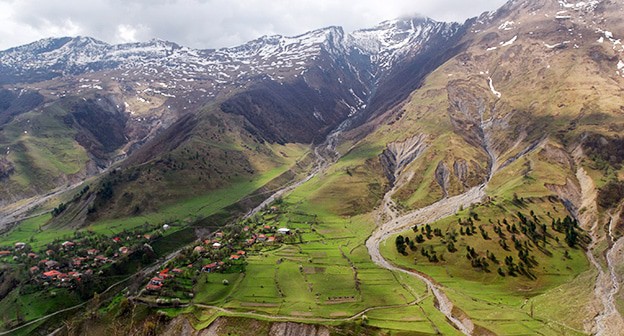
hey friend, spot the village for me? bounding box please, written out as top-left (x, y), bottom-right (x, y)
top-left (0, 204), bottom-right (298, 306)
top-left (0, 223), bottom-right (166, 291)
top-left (135, 205), bottom-right (298, 306)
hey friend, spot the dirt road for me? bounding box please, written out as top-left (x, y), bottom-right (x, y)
top-left (366, 184), bottom-right (486, 335)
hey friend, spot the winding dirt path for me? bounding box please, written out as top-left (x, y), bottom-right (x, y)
top-left (366, 185), bottom-right (485, 335)
top-left (193, 295), bottom-right (428, 324)
top-left (245, 118), bottom-right (349, 219)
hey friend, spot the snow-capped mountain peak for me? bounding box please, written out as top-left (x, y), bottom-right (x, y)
top-left (0, 15), bottom-right (461, 97)
top-left (349, 17), bottom-right (461, 73)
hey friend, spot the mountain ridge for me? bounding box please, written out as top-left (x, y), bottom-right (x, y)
top-left (0, 12), bottom-right (463, 215)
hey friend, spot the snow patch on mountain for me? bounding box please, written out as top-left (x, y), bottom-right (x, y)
top-left (500, 35), bottom-right (518, 47)
top-left (488, 77), bottom-right (501, 98)
top-left (0, 19), bottom-right (448, 86)
top-left (349, 17), bottom-right (460, 73)
top-left (558, 0), bottom-right (602, 12)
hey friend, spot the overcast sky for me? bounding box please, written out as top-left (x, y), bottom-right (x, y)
top-left (0, 0), bottom-right (507, 51)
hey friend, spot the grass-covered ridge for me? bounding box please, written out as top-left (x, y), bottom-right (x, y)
top-left (381, 197), bottom-right (591, 334)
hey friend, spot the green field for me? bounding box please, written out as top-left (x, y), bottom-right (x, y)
top-left (184, 180), bottom-right (460, 334)
top-left (0, 287), bottom-right (82, 333)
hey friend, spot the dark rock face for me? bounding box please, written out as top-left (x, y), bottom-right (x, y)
top-left (64, 96), bottom-right (128, 163)
top-left (0, 88), bottom-right (44, 126)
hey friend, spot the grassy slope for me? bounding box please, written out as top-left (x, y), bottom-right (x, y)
top-left (81, 106), bottom-right (310, 222)
top-left (0, 142), bottom-right (306, 249)
top-left (0, 102), bottom-right (90, 198)
top-left (381, 199), bottom-right (590, 335)
top-left (0, 287), bottom-right (82, 333)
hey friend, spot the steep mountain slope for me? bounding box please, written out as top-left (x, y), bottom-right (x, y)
top-left (0, 16), bottom-right (463, 224)
top-left (331, 0), bottom-right (624, 333)
top-left (344, 0), bottom-right (624, 212)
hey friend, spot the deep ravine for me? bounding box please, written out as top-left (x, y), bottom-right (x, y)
top-left (576, 167), bottom-right (624, 335)
top-left (592, 212), bottom-right (624, 335)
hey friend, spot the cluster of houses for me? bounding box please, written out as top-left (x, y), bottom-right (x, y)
top-left (142, 221), bottom-right (293, 296)
top-left (0, 230), bottom-right (159, 289)
top-left (146, 268), bottom-right (184, 291)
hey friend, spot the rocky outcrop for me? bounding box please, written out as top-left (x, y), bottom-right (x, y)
top-left (161, 317), bottom-right (331, 336)
top-left (269, 322), bottom-right (330, 336)
top-left (379, 134), bottom-right (428, 185)
top-left (435, 161), bottom-right (451, 197)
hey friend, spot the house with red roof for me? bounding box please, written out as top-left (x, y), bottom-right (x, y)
top-left (159, 269), bottom-right (173, 279)
top-left (72, 257), bottom-right (86, 267)
top-left (42, 270), bottom-right (63, 280)
top-left (146, 284), bottom-right (162, 291)
top-left (150, 277), bottom-right (164, 286)
top-left (202, 262), bottom-right (218, 272)
top-left (95, 255), bottom-right (108, 263)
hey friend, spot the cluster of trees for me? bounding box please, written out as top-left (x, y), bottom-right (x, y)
top-left (397, 209), bottom-right (585, 280)
top-left (51, 186), bottom-right (90, 217)
top-left (420, 245), bottom-right (439, 262)
top-left (51, 202), bottom-right (67, 217)
top-left (395, 235), bottom-right (408, 255)
top-left (398, 225), bottom-right (461, 262)
top-left (551, 215), bottom-right (581, 248)
top-left (598, 180), bottom-right (624, 209)
top-left (583, 134), bottom-right (624, 169)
